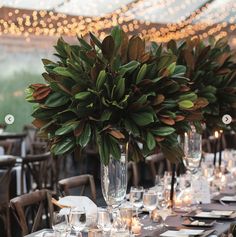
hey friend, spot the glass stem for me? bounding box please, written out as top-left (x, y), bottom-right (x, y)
top-left (149, 210), bottom-right (152, 219)
top-left (136, 208), bottom-right (138, 217)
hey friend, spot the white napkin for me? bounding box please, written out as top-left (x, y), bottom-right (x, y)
top-left (221, 196), bottom-right (236, 202)
top-left (58, 196), bottom-right (98, 225)
top-left (160, 229), bottom-right (204, 237)
top-left (35, 231), bottom-right (54, 237)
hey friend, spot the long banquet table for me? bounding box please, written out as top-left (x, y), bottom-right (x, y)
top-left (25, 202), bottom-right (236, 237)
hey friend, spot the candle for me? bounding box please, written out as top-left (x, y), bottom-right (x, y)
top-left (213, 131), bottom-right (219, 166)
top-left (88, 229), bottom-right (103, 237)
top-left (175, 197), bottom-right (182, 208)
top-left (131, 218), bottom-right (141, 235)
top-left (170, 164), bottom-right (176, 208)
top-left (183, 195), bottom-right (192, 206)
top-left (219, 130), bottom-right (223, 168)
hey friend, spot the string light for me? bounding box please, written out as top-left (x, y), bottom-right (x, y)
top-left (0, 0), bottom-right (235, 43)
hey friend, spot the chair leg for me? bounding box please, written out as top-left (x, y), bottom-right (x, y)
top-left (0, 207), bottom-right (11, 237)
top-left (6, 207), bottom-right (11, 237)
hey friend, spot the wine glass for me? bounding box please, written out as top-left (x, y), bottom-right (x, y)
top-left (143, 190), bottom-right (158, 230)
top-left (69, 208), bottom-right (86, 237)
top-left (52, 211), bottom-right (70, 237)
top-left (97, 209), bottom-right (112, 233)
top-left (129, 186), bottom-right (144, 217)
top-left (183, 128), bottom-right (202, 174)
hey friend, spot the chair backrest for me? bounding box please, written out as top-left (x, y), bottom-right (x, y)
top-left (0, 156), bottom-right (16, 203)
top-left (146, 153), bottom-right (167, 184)
top-left (58, 174), bottom-right (96, 203)
top-left (10, 189), bottom-right (53, 236)
top-left (21, 152), bottom-right (51, 193)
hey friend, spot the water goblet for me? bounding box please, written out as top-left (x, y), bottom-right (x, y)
top-left (69, 207), bottom-right (86, 237)
top-left (143, 190), bottom-right (158, 230)
top-left (97, 209), bottom-right (112, 233)
top-left (52, 211), bottom-right (70, 237)
top-left (129, 186), bottom-right (143, 217)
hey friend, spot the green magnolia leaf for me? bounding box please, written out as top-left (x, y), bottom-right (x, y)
top-left (100, 110), bottom-right (112, 121)
top-left (97, 134), bottom-right (110, 165)
top-left (78, 37), bottom-right (92, 50)
top-left (53, 137), bottom-right (75, 155)
top-left (108, 135), bottom-right (121, 161)
top-left (178, 100), bottom-right (194, 109)
top-left (45, 92), bottom-right (69, 107)
top-left (173, 65), bottom-right (186, 75)
top-left (75, 91), bottom-right (91, 100)
top-left (152, 127), bottom-right (176, 136)
top-left (89, 32), bottom-right (102, 49)
top-left (53, 67), bottom-right (73, 77)
top-left (157, 55), bottom-right (176, 71)
top-left (115, 77), bottom-right (125, 100)
top-left (167, 62), bottom-right (176, 75)
top-left (77, 123), bottom-right (91, 147)
top-left (96, 70), bottom-right (106, 90)
top-left (111, 26), bottom-right (122, 51)
top-left (179, 93), bottom-right (197, 102)
top-left (55, 122), bottom-right (77, 136)
top-left (124, 119), bottom-right (140, 136)
top-left (120, 61), bottom-right (140, 75)
top-left (136, 64), bottom-right (147, 84)
top-left (131, 112), bottom-right (155, 126)
top-left (147, 132), bottom-right (156, 150)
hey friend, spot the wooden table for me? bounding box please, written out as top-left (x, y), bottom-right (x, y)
top-left (25, 203), bottom-right (236, 237)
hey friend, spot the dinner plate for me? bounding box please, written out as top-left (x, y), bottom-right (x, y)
top-left (185, 210), bottom-right (236, 220)
top-left (182, 219), bottom-right (215, 228)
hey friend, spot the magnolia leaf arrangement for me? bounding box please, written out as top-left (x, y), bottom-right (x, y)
top-left (166, 37), bottom-right (236, 132)
top-left (26, 26), bottom-right (233, 165)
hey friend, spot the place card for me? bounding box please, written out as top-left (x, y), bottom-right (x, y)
top-left (191, 177), bottom-right (211, 204)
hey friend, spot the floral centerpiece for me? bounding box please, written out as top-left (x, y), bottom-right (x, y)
top-left (26, 26), bottom-right (204, 164)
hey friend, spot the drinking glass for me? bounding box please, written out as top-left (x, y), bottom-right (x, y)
top-left (97, 209), bottom-right (112, 233)
top-left (52, 211), bottom-right (70, 237)
top-left (143, 190), bottom-right (158, 230)
top-left (69, 208), bottom-right (86, 237)
top-left (129, 186), bottom-right (143, 217)
top-left (183, 128), bottom-right (202, 174)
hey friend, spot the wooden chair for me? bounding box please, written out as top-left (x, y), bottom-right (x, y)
top-left (146, 153), bottom-right (169, 185)
top-left (0, 156), bottom-right (16, 237)
top-left (58, 174), bottom-right (96, 203)
top-left (10, 189), bottom-right (53, 236)
top-left (20, 152), bottom-right (53, 194)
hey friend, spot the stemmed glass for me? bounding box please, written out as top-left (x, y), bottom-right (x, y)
top-left (129, 186), bottom-right (144, 217)
top-left (52, 211), bottom-right (70, 237)
top-left (143, 190), bottom-right (158, 230)
top-left (183, 127), bottom-right (202, 175)
top-left (69, 207), bottom-right (86, 237)
top-left (97, 209), bottom-right (112, 234)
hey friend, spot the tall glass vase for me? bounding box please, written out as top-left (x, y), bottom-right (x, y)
top-left (182, 126), bottom-right (202, 174)
top-left (101, 145), bottom-right (128, 213)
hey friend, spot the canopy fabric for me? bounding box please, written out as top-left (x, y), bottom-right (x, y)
top-left (0, 0), bottom-right (235, 44)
